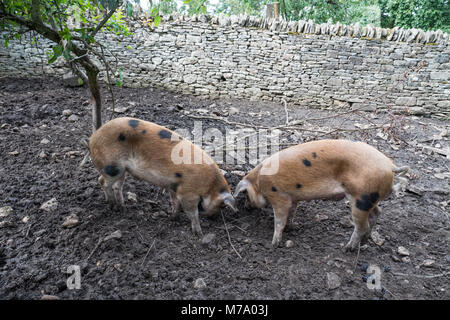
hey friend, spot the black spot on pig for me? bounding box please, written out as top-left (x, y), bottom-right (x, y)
top-left (159, 129), bottom-right (172, 139)
top-left (356, 192), bottom-right (380, 211)
top-left (220, 188), bottom-right (227, 194)
top-left (303, 159), bottom-right (311, 167)
top-left (175, 172), bottom-right (182, 178)
top-left (170, 183), bottom-right (178, 192)
top-left (128, 119), bottom-right (139, 128)
top-left (272, 186), bottom-right (277, 192)
top-left (104, 164), bottom-right (120, 177)
top-left (141, 130), bottom-right (147, 135)
top-left (118, 133), bottom-right (126, 142)
top-left (312, 152), bottom-right (317, 158)
top-left (296, 183), bottom-right (302, 189)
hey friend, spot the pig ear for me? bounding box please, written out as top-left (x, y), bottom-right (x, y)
top-left (233, 179), bottom-right (250, 198)
top-left (221, 192), bottom-right (237, 212)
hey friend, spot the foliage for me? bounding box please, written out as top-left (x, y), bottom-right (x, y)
top-left (379, 0), bottom-right (450, 32)
top-left (211, 0), bottom-right (449, 32)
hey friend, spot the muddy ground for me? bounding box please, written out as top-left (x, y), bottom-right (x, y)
top-left (0, 76), bottom-right (448, 300)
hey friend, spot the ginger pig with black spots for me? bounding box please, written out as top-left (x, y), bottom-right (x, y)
top-left (233, 139), bottom-right (409, 251)
top-left (89, 117), bottom-right (236, 236)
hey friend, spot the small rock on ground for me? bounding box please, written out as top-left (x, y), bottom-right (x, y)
top-left (104, 230), bottom-right (122, 241)
top-left (40, 198), bottom-right (58, 212)
top-left (62, 214), bottom-right (80, 228)
top-left (201, 233), bottom-right (216, 245)
top-left (398, 246), bottom-right (410, 256)
top-left (326, 272), bottom-right (341, 290)
top-left (193, 278), bottom-right (206, 289)
top-left (0, 206), bottom-right (13, 218)
top-left (127, 192), bottom-right (137, 203)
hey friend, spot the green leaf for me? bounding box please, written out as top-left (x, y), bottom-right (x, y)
top-left (126, 3), bottom-right (133, 17)
top-left (63, 48), bottom-right (72, 60)
top-left (48, 55), bottom-right (58, 64)
top-left (78, 78), bottom-right (84, 85)
top-left (53, 44), bottom-right (63, 56)
top-left (154, 15), bottom-right (161, 27)
top-left (4, 39), bottom-right (9, 48)
top-left (115, 80), bottom-right (122, 87)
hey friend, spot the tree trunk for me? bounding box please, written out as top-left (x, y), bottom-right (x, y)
top-left (86, 67), bottom-right (102, 131)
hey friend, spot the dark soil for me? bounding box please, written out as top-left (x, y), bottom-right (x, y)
top-left (0, 76), bottom-right (448, 300)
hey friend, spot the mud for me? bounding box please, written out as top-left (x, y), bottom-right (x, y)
top-left (0, 76), bottom-right (448, 300)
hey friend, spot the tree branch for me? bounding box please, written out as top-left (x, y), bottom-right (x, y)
top-left (31, 0), bottom-right (43, 25)
top-left (90, 0), bottom-right (122, 37)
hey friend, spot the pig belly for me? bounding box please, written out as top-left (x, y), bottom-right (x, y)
top-left (297, 180), bottom-right (346, 202)
top-left (125, 157), bottom-right (173, 188)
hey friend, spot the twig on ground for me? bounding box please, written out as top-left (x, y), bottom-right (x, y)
top-left (392, 271), bottom-right (450, 279)
top-left (221, 211), bottom-right (242, 259)
top-left (141, 239), bottom-right (156, 266)
top-left (352, 243), bottom-right (361, 272)
top-left (86, 237), bottom-right (103, 261)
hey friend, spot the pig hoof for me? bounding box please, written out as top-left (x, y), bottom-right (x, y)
top-left (343, 241), bottom-right (358, 252)
top-left (271, 239), bottom-right (280, 248)
top-left (192, 228), bottom-right (203, 237)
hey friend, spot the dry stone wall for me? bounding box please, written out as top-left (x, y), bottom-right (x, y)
top-left (1, 14), bottom-right (449, 117)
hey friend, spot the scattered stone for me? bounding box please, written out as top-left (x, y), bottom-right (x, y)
top-left (371, 231), bottom-right (385, 246)
top-left (231, 170), bottom-right (246, 177)
top-left (62, 214), bottom-right (80, 228)
top-left (127, 192), bottom-right (137, 203)
top-left (41, 294), bottom-right (60, 300)
top-left (104, 230), bottom-right (122, 241)
top-left (314, 214), bottom-right (328, 222)
top-left (39, 151), bottom-right (47, 159)
top-left (68, 114), bottom-right (79, 122)
top-left (22, 216), bottom-right (29, 223)
top-left (40, 138), bottom-right (50, 144)
top-left (422, 259), bottom-right (435, 267)
top-left (326, 272), bottom-right (341, 290)
top-left (402, 256), bottom-right (411, 263)
top-left (62, 109), bottom-right (73, 116)
top-left (397, 246), bottom-right (410, 256)
top-left (114, 105), bottom-right (130, 113)
top-left (228, 107), bottom-right (239, 115)
top-left (8, 150), bottom-right (19, 156)
top-left (285, 240), bottom-right (294, 248)
top-left (40, 198), bottom-right (58, 212)
top-left (201, 233), bottom-right (216, 245)
top-left (391, 255), bottom-right (401, 262)
top-left (384, 265), bottom-right (391, 272)
top-left (0, 206), bottom-right (13, 218)
top-left (193, 278), bottom-right (206, 289)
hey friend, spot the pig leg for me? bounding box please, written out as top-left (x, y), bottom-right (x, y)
top-left (98, 175), bottom-right (116, 207)
top-left (180, 196), bottom-right (203, 236)
top-left (344, 200), bottom-right (371, 252)
top-left (169, 190), bottom-right (181, 220)
top-left (271, 199), bottom-right (292, 247)
top-left (368, 205), bottom-right (381, 232)
top-left (286, 201), bottom-right (298, 228)
top-left (113, 173), bottom-right (126, 207)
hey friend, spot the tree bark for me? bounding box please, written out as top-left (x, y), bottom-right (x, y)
top-left (86, 66), bottom-right (102, 131)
